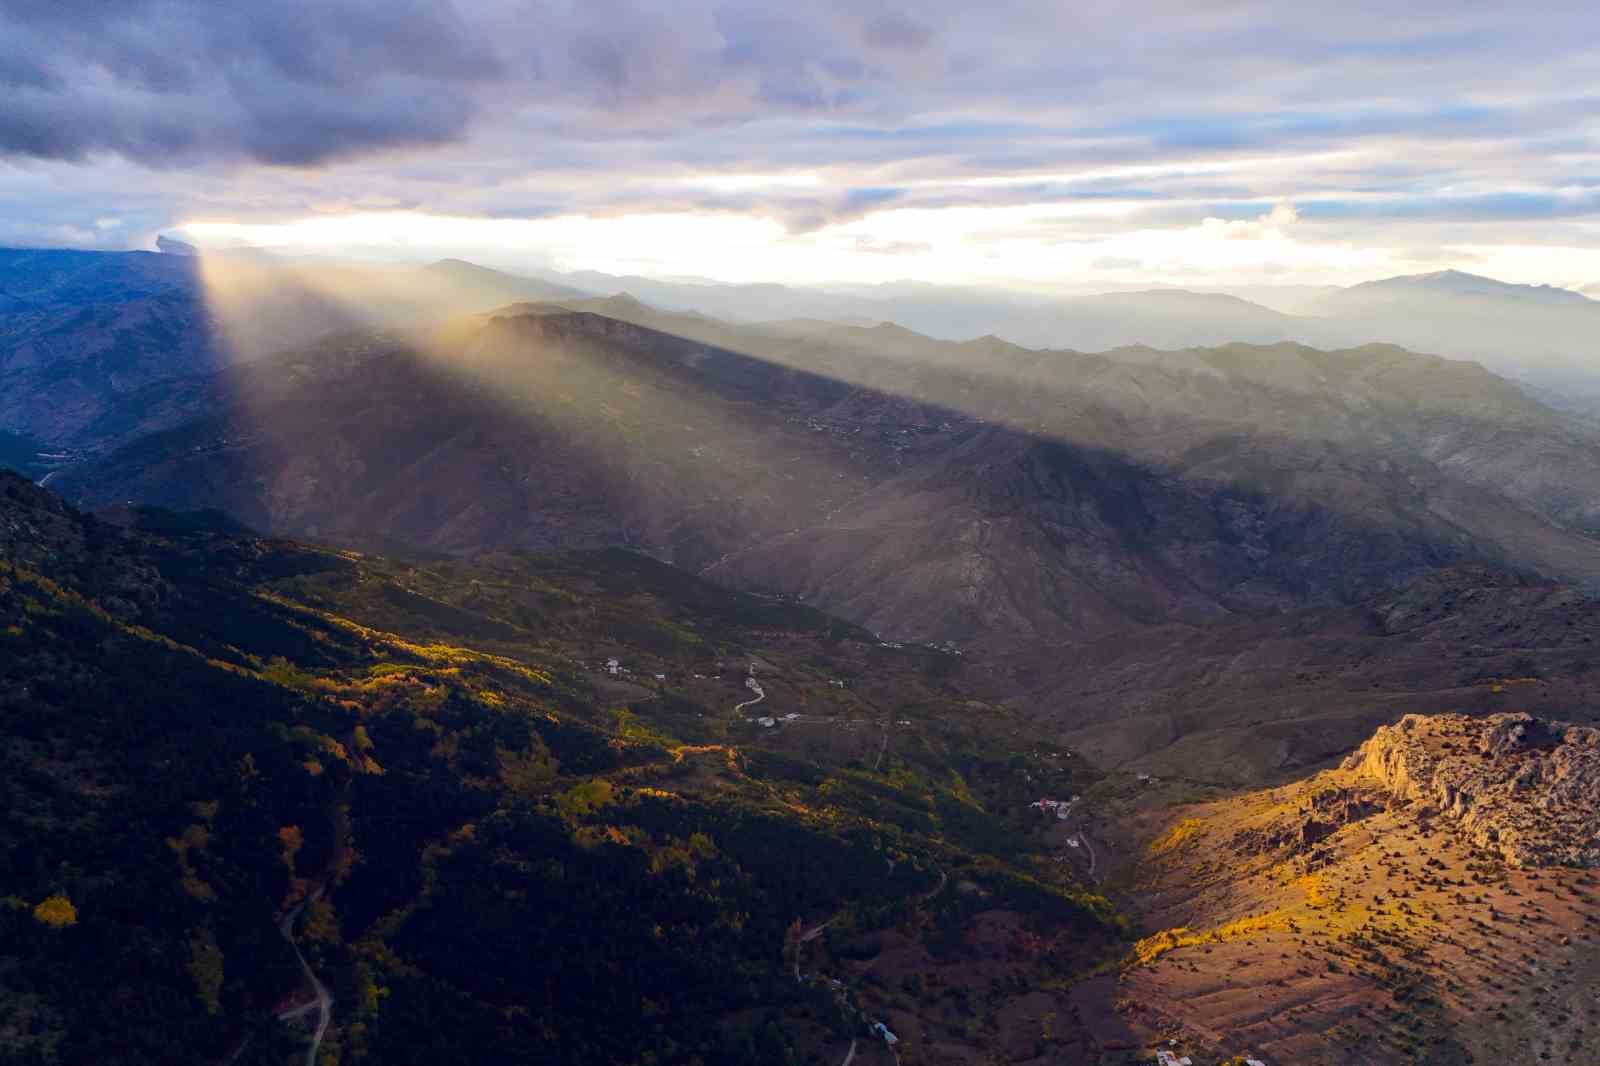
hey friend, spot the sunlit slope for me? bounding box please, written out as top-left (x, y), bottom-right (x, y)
top-left (0, 472), bottom-right (1122, 1065)
top-left (0, 249), bottom-right (588, 448)
top-left (58, 302), bottom-right (1600, 659)
top-left (1088, 711), bottom-right (1600, 1065)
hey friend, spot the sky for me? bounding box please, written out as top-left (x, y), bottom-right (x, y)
top-left (1, 0), bottom-right (1598, 291)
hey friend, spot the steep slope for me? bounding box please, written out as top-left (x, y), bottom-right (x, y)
top-left (1083, 711), bottom-right (1600, 1065)
top-left (0, 471), bottom-right (1124, 1065)
top-left (510, 296), bottom-right (1600, 536)
top-left (55, 307), bottom-right (1600, 659)
top-left (0, 250), bottom-right (623, 448)
top-left (0, 247), bottom-right (218, 444)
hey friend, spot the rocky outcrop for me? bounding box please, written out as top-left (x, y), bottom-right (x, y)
top-left (1230, 785), bottom-right (1383, 857)
top-left (1346, 712), bottom-right (1600, 867)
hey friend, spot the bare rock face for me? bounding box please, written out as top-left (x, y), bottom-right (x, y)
top-left (1346, 712), bottom-right (1600, 866)
top-left (1228, 785), bottom-right (1384, 857)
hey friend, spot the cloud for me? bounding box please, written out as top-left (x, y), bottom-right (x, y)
top-left (0, 0), bottom-right (1596, 289)
top-left (1396, 245), bottom-right (1484, 265)
top-left (0, 0), bottom-right (499, 165)
top-left (852, 236), bottom-right (933, 255)
top-left (1198, 201), bottom-right (1300, 240)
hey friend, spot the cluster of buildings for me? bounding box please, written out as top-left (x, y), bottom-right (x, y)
top-left (1029, 796), bottom-right (1080, 821)
top-left (1152, 1051), bottom-right (1264, 1066)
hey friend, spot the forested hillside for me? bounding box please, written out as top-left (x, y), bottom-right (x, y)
top-left (0, 472), bottom-right (1121, 1065)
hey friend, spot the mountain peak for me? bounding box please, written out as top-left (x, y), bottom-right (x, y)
top-left (599, 291), bottom-right (649, 311)
top-left (155, 235), bottom-right (197, 257)
top-left (1350, 268), bottom-right (1591, 304)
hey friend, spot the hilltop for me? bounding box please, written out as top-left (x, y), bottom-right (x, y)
top-left (1083, 711), bottom-right (1600, 1065)
top-left (1350, 713), bottom-right (1600, 868)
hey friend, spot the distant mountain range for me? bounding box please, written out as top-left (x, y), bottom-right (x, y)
top-left (1324, 268), bottom-right (1592, 307)
top-left (50, 294), bottom-right (1600, 663)
top-left (443, 259), bottom-right (1600, 403)
top-left (4, 245), bottom-right (1598, 448)
top-left (9, 244), bottom-right (1600, 737)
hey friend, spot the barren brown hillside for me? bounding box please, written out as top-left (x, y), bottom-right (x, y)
top-left (1081, 712), bottom-right (1600, 1065)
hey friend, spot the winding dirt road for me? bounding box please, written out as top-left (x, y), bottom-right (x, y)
top-left (278, 890), bottom-right (333, 1066)
top-left (734, 676), bottom-right (766, 714)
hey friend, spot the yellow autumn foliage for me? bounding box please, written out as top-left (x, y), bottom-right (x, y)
top-left (1129, 910), bottom-right (1292, 966)
top-left (1147, 817), bottom-right (1205, 855)
top-left (32, 895), bottom-right (78, 928)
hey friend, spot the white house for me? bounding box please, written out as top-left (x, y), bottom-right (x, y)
top-left (1030, 798), bottom-right (1076, 820)
top-left (605, 658), bottom-right (620, 676)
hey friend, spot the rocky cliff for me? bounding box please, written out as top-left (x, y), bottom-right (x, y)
top-left (1347, 712), bottom-right (1600, 867)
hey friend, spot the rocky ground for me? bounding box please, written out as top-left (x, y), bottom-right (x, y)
top-left (1079, 711), bottom-right (1600, 1065)
top-left (1349, 712), bottom-right (1600, 868)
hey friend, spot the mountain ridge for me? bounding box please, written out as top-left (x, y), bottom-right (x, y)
top-left (52, 304), bottom-right (1600, 661)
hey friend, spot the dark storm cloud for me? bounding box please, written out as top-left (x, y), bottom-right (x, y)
top-left (0, 0), bottom-right (498, 164)
top-left (0, 0), bottom-right (956, 166)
